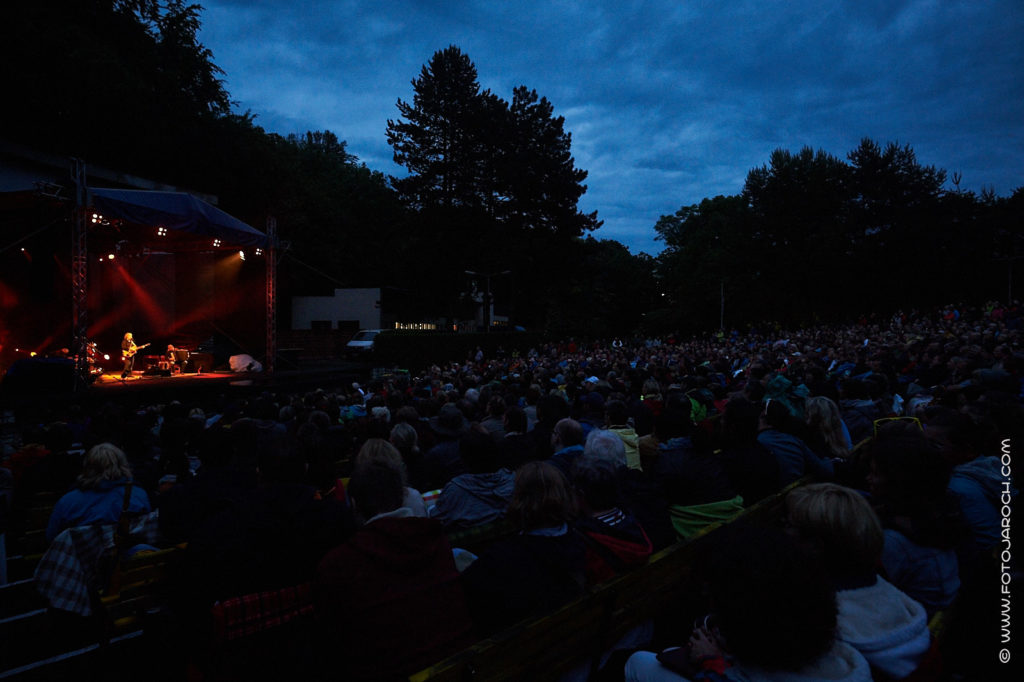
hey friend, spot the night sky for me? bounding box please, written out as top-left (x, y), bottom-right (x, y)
top-left (198, 0), bottom-right (1024, 255)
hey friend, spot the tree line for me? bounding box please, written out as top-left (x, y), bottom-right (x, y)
top-left (2, 1), bottom-right (1020, 337)
top-left (654, 143), bottom-right (1024, 331)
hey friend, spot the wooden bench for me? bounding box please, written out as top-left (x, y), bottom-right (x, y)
top-left (410, 479), bottom-right (801, 681)
top-left (0, 545), bottom-right (183, 680)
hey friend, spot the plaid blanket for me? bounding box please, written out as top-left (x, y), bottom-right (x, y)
top-left (210, 583), bottom-right (314, 643)
top-left (33, 511), bottom-right (161, 616)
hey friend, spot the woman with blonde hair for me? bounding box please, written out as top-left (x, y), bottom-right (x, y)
top-left (785, 483), bottom-right (932, 680)
top-left (804, 395), bottom-right (852, 458)
top-left (389, 421), bottom-right (425, 490)
top-left (352, 438), bottom-right (427, 518)
top-left (46, 442), bottom-right (151, 542)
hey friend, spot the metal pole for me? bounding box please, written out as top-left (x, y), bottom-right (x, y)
top-left (720, 279), bottom-right (725, 331)
top-left (71, 159), bottom-right (88, 389)
top-left (266, 216), bottom-right (277, 373)
top-left (484, 274), bottom-right (491, 333)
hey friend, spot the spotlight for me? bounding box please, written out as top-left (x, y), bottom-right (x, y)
top-left (108, 254), bottom-right (115, 260)
top-left (255, 248), bottom-right (263, 256)
top-left (157, 226), bottom-right (167, 237)
top-left (239, 250), bottom-right (246, 261)
top-left (213, 239), bottom-right (221, 247)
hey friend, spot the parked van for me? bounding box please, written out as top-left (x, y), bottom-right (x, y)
top-left (345, 329), bottom-right (384, 357)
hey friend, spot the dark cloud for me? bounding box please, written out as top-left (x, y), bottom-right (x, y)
top-left (199, 0), bottom-right (1024, 255)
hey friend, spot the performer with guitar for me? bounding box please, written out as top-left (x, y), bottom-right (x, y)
top-left (120, 332), bottom-right (150, 380)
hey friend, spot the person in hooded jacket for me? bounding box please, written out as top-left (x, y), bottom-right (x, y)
top-left (314, 450), bottom-right (473, 680)
top-left (430, 427), bottom-right (514, 529)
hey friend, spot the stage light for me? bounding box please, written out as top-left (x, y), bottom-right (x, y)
top-left (213, 239), bottom-right (221, 247)
top-left (103, 354), bottom-right (110, 360)
top-left (157, 226), bottom-right (167, 236)
top-left (108, 253), bottom-right (115, 260)
top-left (255, 248), bottom-right (263, 256)
top-left (239, 250), bottom-right (245, 261)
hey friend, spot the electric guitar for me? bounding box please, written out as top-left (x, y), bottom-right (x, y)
top-left (122, 342), bottom-right (150, 359)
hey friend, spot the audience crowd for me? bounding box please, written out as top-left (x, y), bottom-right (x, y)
top-left (1, 301), bottom-right (1021, 680)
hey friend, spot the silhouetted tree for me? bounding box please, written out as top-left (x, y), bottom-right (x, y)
top-left (386, 46), bottom-right (601, 326)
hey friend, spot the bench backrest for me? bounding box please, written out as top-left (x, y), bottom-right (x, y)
top-left (410, 479), bottom-right (799, 681)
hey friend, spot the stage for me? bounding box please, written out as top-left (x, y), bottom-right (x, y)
top-left (93, 367), bottom-right (243, 388)
top-left (0, 358), bottom-right (367, 408)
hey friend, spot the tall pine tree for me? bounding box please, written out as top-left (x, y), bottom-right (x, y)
top-left (386, 45), bottom-right (492, 211)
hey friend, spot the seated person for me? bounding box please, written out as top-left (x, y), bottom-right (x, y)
top-left (758, 399), bottom-right (834, 486)
top-left (180, 422), bottom-right (354, 610)
top-left (786, 483), bottom-right (932, 680)
top-left (355, 438), bottom-right (427, 516)
top-left (496, 406), bottom-right (538, 470)
top-left (430, 427), bottom-right (514, 529)
top-left (47, 442), bottom-right (151, 542)
top-left (315, 450), bottom-right (473, 680)
top-left (867, 430), bottom-right (962, 616)
top-left (572, 441), bottom-right (652, 586)
top-left (166, 344), bottom-right (187, 371)
top-left (460, 460), bottom-right (586, 635)
top-left (547, 418), bottom-right (586, 477)
top-left (625, 525), bottom-right (871, 681)
top-left (652, 396), bottom-right (737, 508)
top-left (718, 398), bottom-right (780, 505)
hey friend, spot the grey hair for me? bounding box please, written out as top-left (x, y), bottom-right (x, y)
top-left (584, 429), bottom-right (627, 468)
top-left (77, 442), bottom-right (133, 489)
top-left (389, 422), bottom-right (419, 452)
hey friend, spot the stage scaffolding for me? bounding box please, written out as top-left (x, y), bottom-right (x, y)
top-left (71, 159), bottom-right (89, 384)
top-left (69, 160), bottom-right (278, 387)
top-left (266, 216), bottom-right (277, 374)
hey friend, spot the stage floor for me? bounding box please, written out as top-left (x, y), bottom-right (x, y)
top-left (90, 368), bottom-right (259, 392)
top-left (1, 361), bottom-right (367, 407)
top-left (94, 369), bottom-right (236, 384)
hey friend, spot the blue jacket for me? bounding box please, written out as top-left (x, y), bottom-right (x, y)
top-left (949, 456), bottom-right (1012, 563)
top-left (548, 444), bottom-right (584, 478)
top-left (757, 429), bottom-right (834, 487)
top-left (881, 528), bottom-right (959, 617)
top-left (430, 469), bottom-right (515, 529)
top-left (47, 478), bottom-right (151, 542)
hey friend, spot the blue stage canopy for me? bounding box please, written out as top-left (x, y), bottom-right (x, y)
top-left (89, 188), bottom-right (268, 248)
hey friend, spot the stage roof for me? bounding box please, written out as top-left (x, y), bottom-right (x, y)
top-left (89, 188), bottom-right (269, 250)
